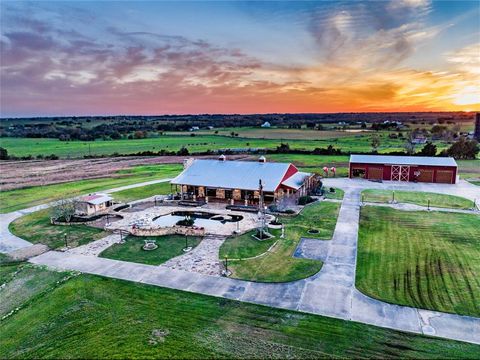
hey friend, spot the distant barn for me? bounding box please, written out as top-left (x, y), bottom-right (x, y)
top-left (349, 155), bottom-right (458, 184)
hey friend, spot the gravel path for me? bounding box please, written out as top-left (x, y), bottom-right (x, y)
top-left (161, 234), bottom-right (227, 276)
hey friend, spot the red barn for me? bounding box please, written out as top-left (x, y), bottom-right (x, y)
top-left (349, 155), bottom-right (458, 184)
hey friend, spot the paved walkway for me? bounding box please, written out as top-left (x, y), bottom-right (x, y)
top-left (2, 178), bottom-right (480, 345)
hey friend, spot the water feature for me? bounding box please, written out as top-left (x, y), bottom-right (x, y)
top-left (152, 211), bottom-right (243, 228)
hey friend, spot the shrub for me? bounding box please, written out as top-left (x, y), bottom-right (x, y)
top-left (298, 196), bottom-right (315, 205)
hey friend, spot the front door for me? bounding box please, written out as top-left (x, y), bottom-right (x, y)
top-left (391, 165), bottom-right (410, 181)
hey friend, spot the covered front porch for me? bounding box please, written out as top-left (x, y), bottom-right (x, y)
top-left (170, 184), bottom-right (307, 206)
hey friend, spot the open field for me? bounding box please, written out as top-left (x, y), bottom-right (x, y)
top-left (1, 263), bottom-right (477, 359)
top-left (0, 164), bottom-right (182, 213)
top-left (100, 235), bottom-right (202, 265)
top-left (356, 207), bottom-right (480, 317)
top-left (170, 126), bottom-right (367, 139)
top-left (361, 190), bottom-right (474, 209)
top-left (9, 209), bottom-right (109, 249)
top-left (0, 156), bottom-right (209, 191)
top-left (228, 201), bottom-right (340, 282)
top-left (0, 132), bottom-right (454, 159)
top-left (111, 182), bottom-right (172, 203)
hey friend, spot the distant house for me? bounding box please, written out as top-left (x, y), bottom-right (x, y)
top-left (171, 156), bottom-right (316, 204)
top-left (189, 126), bottom-right (200, 132)
top-left (411, 135), bottom-right (427, 144)
top-left (261, 121), bottom-right (271, 128)
top-left (75, 193), bottom-right (113, 216)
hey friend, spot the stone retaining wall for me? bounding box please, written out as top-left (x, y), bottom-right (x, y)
top-left (130, 225), bottom-right (205, 237)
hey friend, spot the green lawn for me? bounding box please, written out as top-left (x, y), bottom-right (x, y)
top-left (9, 209), bottom-right (108, 249)
top-left (457, 159), bottom-right (480, 179)
top-left (228, 201), bottom-right (340, 282)
top-left (219, 230), bottom-right (277, 260)
top-left (357, 207), bottom-right (480, 317)
top-left (361, 190), bottom-right (473, 209)
top-left (99, 235), bottom-right (202, 265)
top-left (0, 264), bottom-right (477, 358)
top-left (0, 164), bottom-right (181, 213)
top-left (111, 182), bottom-right (173, 203)
top-left (323, 187), bottom-right (345, 200)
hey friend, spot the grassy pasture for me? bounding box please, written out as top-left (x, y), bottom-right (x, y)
top-left (1, 264), bottom-right (478, 358)
top-left (356, 207), bottom-right (480, 317)
top-left (99, 235), bottom-right (202, 265)
top-left (0, 164), bottom-right (181, 213)
top-left (0, 131), bottom-right (452, 159)
top-left (111, 181), bottom-right (173, 203)
top-left (228, 201), bottom-right (340, 282)
top-left (361, 190), bottom-right (474, 209)
top-left (180, 126), bottom-right (363, 139)
top-left (9, 209), bottom-right (108, 249)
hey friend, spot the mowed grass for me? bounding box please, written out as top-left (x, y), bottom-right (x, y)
top-left (361, 190), bottom-right (473, 209)
top-left (228, 201), bottom-right (340, 282)
top-left (1, 265), bottom-right (478, 359)
top-left (99, 235), bottom-right (202, 265)
top-left (9, 209), bottom-right (108, 249)
top-left (0, 164), bottom-right (181, 213)
top-left (357, 207), bottom-right (480, 317)
top-left (324, 187), bottom-right (345, 200)
top-left (219, 230), bottom-right (277, 260)
top-left (111, 181), bottom-right (173, 203)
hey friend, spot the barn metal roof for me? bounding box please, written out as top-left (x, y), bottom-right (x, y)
top-left (281, 171), bottom-right (311, 190)
top-left (171, 159), bottom-right (294, 192)
top-left (79, 193), bottom-right (113, 205)
top-left (350, 155), bottom-right (457, 167)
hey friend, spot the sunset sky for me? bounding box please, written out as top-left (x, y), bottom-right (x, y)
top-left (1, 0), bottom-right (479, 117)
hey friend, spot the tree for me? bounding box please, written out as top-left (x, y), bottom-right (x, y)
top-left (446, 138), bottom-right (479, 160)
top-left (51, 198), bottom-right (78, 223)
top-left (134, 130), bottom-right (146, 139)
top-left (370, 135), bottom-right (380, 153)
top-left (177, 146), bottom-right (189, 156)
top-left (0, 147), bottom-right (8, 160)
top-left (419, 141), bottom-right (437, 156)
top-left (276, 143), bottom-right (290, 153)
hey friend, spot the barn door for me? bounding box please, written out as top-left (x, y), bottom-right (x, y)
top-left (391, 165), bottom-right (410, 181)
top-left (400, 166), bottom-right (410, 181)
top-left (391, 165), bottom-right (401, 181)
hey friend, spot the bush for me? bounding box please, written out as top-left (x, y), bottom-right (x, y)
top-left (298, 196), bottom-right (315, 205)
top-left (176, 217), bottom-right (194, 227)
top-left (0, 147), bottom-right (9, 160)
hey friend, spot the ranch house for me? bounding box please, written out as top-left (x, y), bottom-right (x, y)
top-left (75, 193), bottom-right (114, 216)
top-left (170, 156), bottom-right (317, 205)
top-left (349, 155), bottom-right (458, 184)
